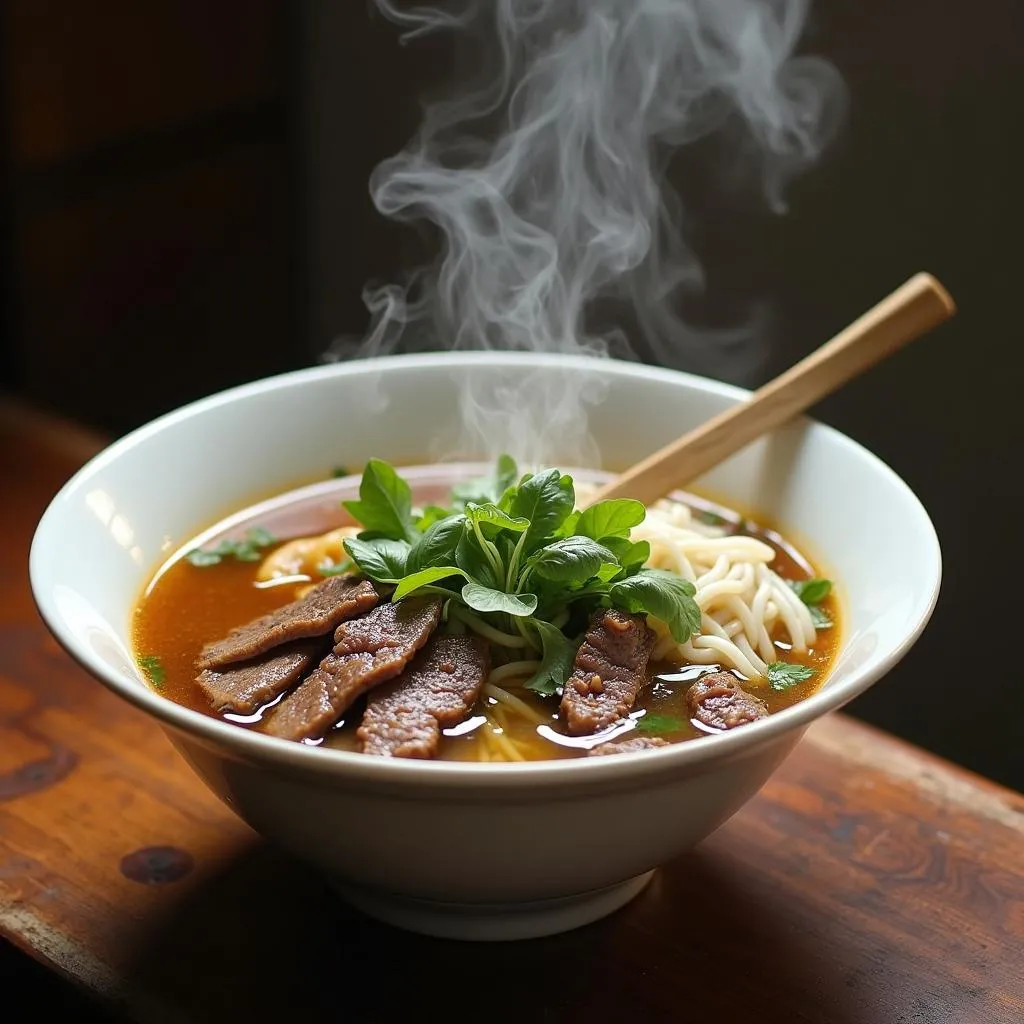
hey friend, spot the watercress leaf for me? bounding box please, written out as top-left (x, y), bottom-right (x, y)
top-left (510, 469), bottom-right (575, 550)
top-left (464, 502), bottom-right (529, 534)
top-left (609, 568), bottom-right (701, 643)
top-left (393, 566), bottom-right (469, 601)
top-left (406, 514), bottom-right (466, 574)
top-left (342, 459), bottom-right (417, 542)
top-left (808, 604), bottom-right (833, 629)
top-left (342, 537), bottom-right (410, 582)
top-left (574, 499), bottom-right (646, 540)
top-left (791, 578), bottom-right (832, 605)
top-left (524, 618), bottom-right (578, 696)
top-left (636, 713), bottom-right (683, 733)
top-left (462, 582), bottom-right (538, 617)
top-left (527, 535), bottom-right (615, 583)
top-left (455, 527), bottom-right (500, 589)
top-left (765, 661), bottom-right (816, 691)
top-left (600, 537), bottom-right (651, 570)
top-left (594, 562), bottom-right (623, 583)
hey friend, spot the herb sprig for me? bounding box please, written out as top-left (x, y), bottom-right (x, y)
top-left (339, 456), bottom-right (702, 696)
top-left (790, 577), bottom-right (834, 629)
top-left (138, 655), bottom-right (165, 688)
top-left (187, 527), bottom-right (277, 567)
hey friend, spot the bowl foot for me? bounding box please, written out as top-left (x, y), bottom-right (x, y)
top-left (329, 870), bottom-right (656, 942)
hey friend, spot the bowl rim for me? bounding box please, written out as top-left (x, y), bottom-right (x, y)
top-left (29, 351), bottom-right (942, 789)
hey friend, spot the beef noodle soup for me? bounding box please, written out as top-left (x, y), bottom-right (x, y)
top-left (133, 459), bottom-right (839, 761)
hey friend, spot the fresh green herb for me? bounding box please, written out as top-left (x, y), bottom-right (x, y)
top-left (524, 619), bottom-right (578, 696)
top-left (340, 456), bottom-right (703, 696)
top-left (791, 578), bottom-right (832, 605)
top-left (343, 458), bottom-right (419, 543)
top-left (342, 537), bottom-right (410, 583)
top-left (696, 509), bottom-right (726, 527)
top-left (765, 661), bottom-right (816, 691)
top-left (808, 605), bottom-right (833, 629)
top-left (138, 655), bottom-right (165, 688)
top-left (331, 465), bottom-right (351, 478)
top-left (319, 559), bottom-right (354, 577)
top-left (574, 499), bottom-right (646, 541)
top-left (609, 570), bottom-right (702, 644)
top-left (790, 578), bottom-right (834, 629)
top-left (636, 713), bottom-right (684, 733)
top-left (186, 527), bottom-right (277, 567)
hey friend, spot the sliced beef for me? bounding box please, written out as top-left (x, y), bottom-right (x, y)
top-left (686, 671), bottom-right (768, 731)
top-left (262, 597), bottom-right (442, 742)
top-left (357, 635), bottom-right (490, 758)
top-left (560, 608), bottom-right (656, 736)
top-left (196, 576), bottom-right (379, 670)
top-left (587, 736), bottom-right (670, 756)
top-left (196, 639), bottom-right (328, 715)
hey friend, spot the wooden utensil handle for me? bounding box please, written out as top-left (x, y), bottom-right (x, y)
top-left (588, 273), bottom-right (955, 506)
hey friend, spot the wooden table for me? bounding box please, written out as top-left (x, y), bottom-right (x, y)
top-left (2, 401), bottom-right (1023, 1024)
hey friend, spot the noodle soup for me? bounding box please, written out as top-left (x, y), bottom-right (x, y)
top-left (133, 461), bottom-right (839, 761)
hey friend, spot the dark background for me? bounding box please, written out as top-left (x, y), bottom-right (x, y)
top-left (1, 0), bottom-right (1020, 803)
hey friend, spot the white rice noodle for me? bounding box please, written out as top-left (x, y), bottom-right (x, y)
top-left (600, 490), bottom-right (819, 680)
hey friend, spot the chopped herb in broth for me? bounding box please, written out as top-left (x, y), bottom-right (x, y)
top-left (133, 457), bottom-right (840, 761)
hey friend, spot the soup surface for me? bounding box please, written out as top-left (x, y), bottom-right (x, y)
top-left (133, 464), bottom-right (840, 761)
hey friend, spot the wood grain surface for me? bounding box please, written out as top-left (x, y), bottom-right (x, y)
top-left (2, 401), bottom-right (1022, 1024)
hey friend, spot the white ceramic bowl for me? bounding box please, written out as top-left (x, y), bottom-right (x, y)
top-left (29, 353), bottom-right (940, 941)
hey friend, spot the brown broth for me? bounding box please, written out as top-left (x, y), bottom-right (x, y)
top-left (133, 467), bottom-right (840, 760)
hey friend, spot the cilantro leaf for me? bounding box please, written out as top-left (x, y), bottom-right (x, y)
top-left (765, 661), bottom-right (816, 691)
top-left (609, 569), bottom-right (701, 643)
top-left (524, 618), bottom-right (578, 696)
top-left (342, 537), bottom-right (410, 583)
top-left (186, 527), bottom-right (277, 567)
top-left (343, 459), bottom-right (417, 542)
top-left (574, 499), bottom-right (645, 541)
top-left (636, 713), bottom-right (683, 733)
top-left (462, 582), bottom-right (538, 617)
top-left (138, 655), bottom-right (165, 687)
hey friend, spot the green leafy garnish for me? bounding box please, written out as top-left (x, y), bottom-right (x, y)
top-left (574, 499), bottom-right (646, 541)
top-left (765, 661), bottom-right (816, 691)
top-left (636, 713), bottom-right (684, 733)
top-left (343, 537), bottom-right (410, 583)
top-left (138, 655), bottom-right (165, 687)
top-left (336, 455), bottom-right (703, 696)
top-left (696, 509), bottom-right (726, 527)
top-left (609, 570), bottom-right (702, 644)
top-left (790, 578), bottom-right (834, 629)
top-left (186, 527), bottom-right (277, 567)
top-left (319, 559), bottom-right (354, 577)
top-left (343, 458), bottom-right (418, 543)
top-left (331, 465), bottom-right (351, 478)
top-left (524, 618), bottom-right (579, 696)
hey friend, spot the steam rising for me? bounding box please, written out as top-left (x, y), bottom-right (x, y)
top-left (331, 0), bottom-right (844, 468)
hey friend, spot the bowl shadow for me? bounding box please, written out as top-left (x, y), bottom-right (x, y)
top-left (115, 839), bottom-right (868, 1024)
